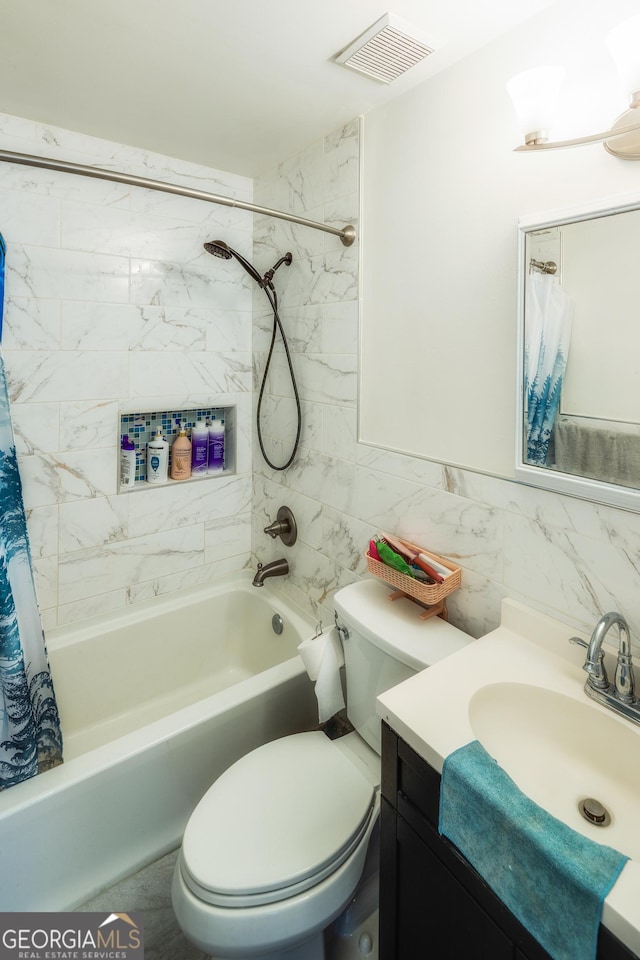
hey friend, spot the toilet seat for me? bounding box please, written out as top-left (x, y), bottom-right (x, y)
top-left (181, 731), bottom-right (377, 908)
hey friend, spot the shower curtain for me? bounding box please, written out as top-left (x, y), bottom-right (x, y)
top-left (524, 271), bottom-right (574, 466)
top-left (0, 234), bottom-right (63, 788)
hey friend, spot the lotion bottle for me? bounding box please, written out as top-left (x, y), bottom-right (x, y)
top-left (170, 423), bottom-right (192, 481)
top-left (191, 420), bottom-right (209, 478)
top-left (207, 418), bottom-right (225, 475)
top-left (146, 430), bottom-right (169, 484)
top-left (120, 435), bottom-right (136, 489)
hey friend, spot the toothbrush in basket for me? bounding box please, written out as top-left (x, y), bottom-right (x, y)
top-left (380, 533), bottom-right (446, 584)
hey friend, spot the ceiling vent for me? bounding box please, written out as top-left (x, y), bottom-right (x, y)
top-left (334, 13), bottom-right (436, 84)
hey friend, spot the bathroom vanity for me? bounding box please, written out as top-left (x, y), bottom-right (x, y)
top-left (376, 598), bottom-right (640, 960)
top-left (379, 722), bottom-right (635, 960)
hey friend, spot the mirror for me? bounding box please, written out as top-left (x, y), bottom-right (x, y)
top-left (516, 192), bottom-right (640, 512)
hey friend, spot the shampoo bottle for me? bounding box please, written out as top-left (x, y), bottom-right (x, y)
top-left (191, 420), bottom-right (209, 477)
top-left (120, 435), bottom-right (136, 489)
top-left (170, 423), bottom-right (192, 481)
top-left (146, 429), bottom-right (169, 484)
top-left (207, 418), bottom-right (225, 475)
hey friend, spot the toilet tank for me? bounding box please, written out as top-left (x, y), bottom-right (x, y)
top-left (334, 579), bottom-right (472, 754)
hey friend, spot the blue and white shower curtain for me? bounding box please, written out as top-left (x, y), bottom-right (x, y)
top-left (0, 234), bottom-right (63, 788)
top-left (525, 271), bottom-right (574, 466)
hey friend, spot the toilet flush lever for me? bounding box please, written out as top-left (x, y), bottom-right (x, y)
top-left (334, 612), bottom-right (349, 643)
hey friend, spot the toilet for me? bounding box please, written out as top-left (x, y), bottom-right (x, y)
top-left (172, 578), bottom-right (471, 960)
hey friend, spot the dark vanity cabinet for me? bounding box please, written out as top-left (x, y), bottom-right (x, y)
top-left (380, 723), bottom-right (636, 960)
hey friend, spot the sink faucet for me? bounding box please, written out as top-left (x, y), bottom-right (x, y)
top-left (572, 611), bottom-right (638, 723)
top-left (252, 558), bottom-right (289, 587)
top-left (584, 611), bottom-right (633, 702)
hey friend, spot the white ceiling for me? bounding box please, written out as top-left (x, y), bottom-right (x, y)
top-left (0, 0), bottom-right (560, 178)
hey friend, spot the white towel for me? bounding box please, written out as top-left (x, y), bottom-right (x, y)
top-left (297, 628), bottom-right (345, 723)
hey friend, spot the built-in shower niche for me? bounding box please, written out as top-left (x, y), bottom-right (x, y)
top-left (118, 405), bottom-right (235, 489)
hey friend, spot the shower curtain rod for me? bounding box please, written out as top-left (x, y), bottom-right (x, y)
top-left (0, 148), bottom-right (357, 247)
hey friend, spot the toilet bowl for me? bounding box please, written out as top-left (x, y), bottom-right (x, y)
top-left (172, 731), bottom-right (379, 960)
top-left (172, 578), bottom-right (472, 960)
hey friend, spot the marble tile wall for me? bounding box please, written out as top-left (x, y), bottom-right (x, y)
top-left (252, 118), bottom-right (640, 652)
top-left (0, 112), bottom-right (254, 628)
top-left (4, 105), bottom-right (640, 652)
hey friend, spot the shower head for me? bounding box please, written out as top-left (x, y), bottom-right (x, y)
top-left (203, 239), bottom-right (299, 471)
top-left (203, 239), bottom-right (263, 286)
top-left (204, 240), bottom-right (232, 260)
top-left (203, 240), bottom-right (293, 290)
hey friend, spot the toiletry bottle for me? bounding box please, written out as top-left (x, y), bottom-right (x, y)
top-left (208, 418), bottom-right (225, 475)
top-left (146, 429), bottom-right (169, 484)
top-left (170, 423), bottom-right (192, 481)
top-left (191, 420), bottom-right (209, 478)
top-left (120, 435), bottom-right (136, 489)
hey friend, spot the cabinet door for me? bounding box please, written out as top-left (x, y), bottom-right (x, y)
top-left (382, 726), bottom-right (638, 960)
top-left (396, 817), bottom-right (513, 960)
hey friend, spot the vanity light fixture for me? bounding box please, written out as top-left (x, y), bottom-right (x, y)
top-left (507, 13), bottom-right (640, 159)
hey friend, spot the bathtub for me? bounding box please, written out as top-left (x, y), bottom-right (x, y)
top-left (0, 571), bottom-right (322, 910)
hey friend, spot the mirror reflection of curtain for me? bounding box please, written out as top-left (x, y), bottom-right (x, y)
top-left (525, 273), bottom-right (574, 466)
top-left (0, 234), bottom-right (63, 788)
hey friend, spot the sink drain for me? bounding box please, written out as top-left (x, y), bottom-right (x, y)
top-left (578, 797), bottom-right (611, 827)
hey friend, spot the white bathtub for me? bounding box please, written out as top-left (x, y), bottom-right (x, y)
top-left (0, 571), bottom-right (321, 910)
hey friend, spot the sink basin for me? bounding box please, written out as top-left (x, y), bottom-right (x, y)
top-left (469, 682), bottom-right (640, 861)
top-left (378, 600), bottom-right (640, 955)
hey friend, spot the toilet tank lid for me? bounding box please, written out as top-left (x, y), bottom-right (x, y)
top-left (334, 579), bottom-right (472, 670)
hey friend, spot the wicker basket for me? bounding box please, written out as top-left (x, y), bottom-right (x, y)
top-left (365, 538), bottom-right (461, 606)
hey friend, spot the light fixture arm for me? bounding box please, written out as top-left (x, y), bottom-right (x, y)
top-left (509, 13), bottom-right (640, 162)
top-left (514, 116), bottom-right (640, 153)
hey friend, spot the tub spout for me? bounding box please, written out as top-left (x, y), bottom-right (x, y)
top-left (252, 558), bottom-right (289, 587)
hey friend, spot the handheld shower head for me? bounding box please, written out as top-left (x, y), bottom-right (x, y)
top-left (203, 240), bottom-right (263, 286)
top-left (204, 240), bottom-right (293, 290)
top-left (203, 240), bottom-right (232, 260)
top-left (203, 237), bottom-right (299, 471)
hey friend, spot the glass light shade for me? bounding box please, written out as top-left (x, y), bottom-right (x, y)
top-left (507, 66), bottom-right (565, 141)
top-left (607, 14), bottom-right (640, 97)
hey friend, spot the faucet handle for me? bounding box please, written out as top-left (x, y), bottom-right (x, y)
top-left (583, 657), bottom-right (610, 686)
top-left (570, 636), bottom-right (609, 689)
top-left (615, 653), bottom-right (635, 704)
top-left (569, 636), bottom-right (588, 649)
top-left (613, 617), bottom-right (635, 704)
top-left (263, 506), bottom-right (297, 546)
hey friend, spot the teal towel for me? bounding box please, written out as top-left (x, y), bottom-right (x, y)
top-left (439, 741), bottom-right (628, 960)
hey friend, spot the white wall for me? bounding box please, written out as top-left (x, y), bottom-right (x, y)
top-left (360, 0), bottom-right (640, 477)
top-left (0, 112), bottom-right (254, 628)
top-left (253, 2), bottom-right (640, 652)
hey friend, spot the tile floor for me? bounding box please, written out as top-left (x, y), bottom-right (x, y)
top-left (76, 804), bottom-right (378, 960)
top-left (78, 849), bottom-right (207, 960)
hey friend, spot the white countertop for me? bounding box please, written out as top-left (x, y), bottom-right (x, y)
top-left (376, 598), bottom-right (640, 957)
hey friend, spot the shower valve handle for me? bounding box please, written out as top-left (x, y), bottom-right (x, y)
top-left (263, 506), bottom-right (297, 547)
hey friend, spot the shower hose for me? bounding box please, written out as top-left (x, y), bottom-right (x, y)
top-left (257, 283), bottom-right (302, 471)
